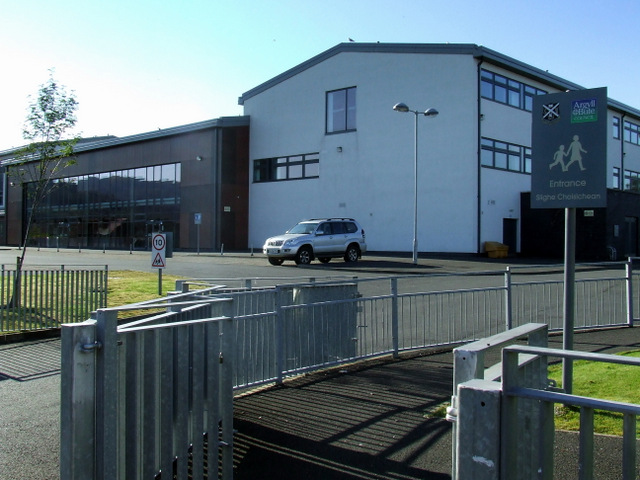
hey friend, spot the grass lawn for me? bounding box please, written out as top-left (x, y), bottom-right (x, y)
top-left (107, 270), bottom-right (186, 306)
top-left (427, 351), bottom-right (640, 438)
top-left (547, 350), bottom-right (640, 436)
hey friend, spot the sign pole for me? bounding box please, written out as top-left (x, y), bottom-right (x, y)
top-left (562, 207), bottom-right (576, 394)
top-left (158, 268), bottom-right (163, 296)
top-left (194, 213), bottom-right (202, 256)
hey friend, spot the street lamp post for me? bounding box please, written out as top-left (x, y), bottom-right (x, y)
top-left (393, 102), bottom-right (439, 264)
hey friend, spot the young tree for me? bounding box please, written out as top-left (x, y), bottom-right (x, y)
top-left (8, 70), bottom-right (79, 305)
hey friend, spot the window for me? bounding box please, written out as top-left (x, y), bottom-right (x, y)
top-left (613, 117), bottom-right (620, 140)
top-left (481, 69), bottom-right (546, 112)
top-left (613, 166), bottom-right (621, 189)
top-left (326, 87), bottom-right (356, 133)
top-left (253, 153), bottom-right (320, 183)
top-left (625, 169), bottom-right (640, 193)
top-left (481, 138), bottom-right (531, 174)
top-left (0, 170), bottom-right (5, 208)
top-left (624, 120), bottom-right (640, 146)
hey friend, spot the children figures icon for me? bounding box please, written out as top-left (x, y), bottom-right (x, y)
top-left (549, 145), bottom-right (566, 170)
top-left (549, 135), bottom-right (587, 172)
top-left (564, 135), bottom-right (587, 171)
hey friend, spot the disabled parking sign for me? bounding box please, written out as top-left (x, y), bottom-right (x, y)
top-left (531, 87), bottom-right (607, 209)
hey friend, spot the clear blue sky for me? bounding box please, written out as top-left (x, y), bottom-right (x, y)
top-left (2, 0), bottom-right (638, 150)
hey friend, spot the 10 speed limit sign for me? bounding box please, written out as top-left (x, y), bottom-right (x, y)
top-left (151, 233), bottom-right (166, 268)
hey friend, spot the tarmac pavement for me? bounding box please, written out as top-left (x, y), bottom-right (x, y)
top-left (0, 249), bottom-right (639, 479)
top-left (232, 328), bottom-right (640, 480)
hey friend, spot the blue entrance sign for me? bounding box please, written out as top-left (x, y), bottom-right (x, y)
top-left (531, 87), bottom-right (608, 209)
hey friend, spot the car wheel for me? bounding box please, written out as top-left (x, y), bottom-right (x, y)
top-left (318, 257), bottom-right (331, 264)
top-left (344, 244), bottom-right (360, 262)
top-left (268, 257), bottom-right (284, 266)
top-left (295, 247), bottom-right (312, 265)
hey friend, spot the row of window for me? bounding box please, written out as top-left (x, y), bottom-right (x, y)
top-left (481, 138), bottom-right (532, 174)
top-left (480, 70), bottom-right (640, 146)
top-left (624, 120), bottom-right (640, 145)
top-left (624, 169), bottom-right (640, 192)
top-left (253, 153), bottom-right (320, 183)
top-left (481, 69), bottom-right (547, 112)
top-left (611, 167), bottom-right (640, 193)
top-left (612, 117), bottom-right (640, 145)
top-left (260, 78), bottom-right (639, 183)
top-left (25, 163), bottom-right (181, 248)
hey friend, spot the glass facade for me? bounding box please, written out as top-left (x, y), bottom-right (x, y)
top-left (26, 163), bottom-right (181, 249)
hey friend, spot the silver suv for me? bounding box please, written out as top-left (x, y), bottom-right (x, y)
top-left (263, 218), bottom-right (367, 266)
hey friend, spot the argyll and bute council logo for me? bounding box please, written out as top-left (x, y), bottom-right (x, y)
top-left (571, 97), bottom-right (598, 124)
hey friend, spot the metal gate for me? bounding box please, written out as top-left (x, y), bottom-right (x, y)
top-left (61, 296), bottom-right (235, 480)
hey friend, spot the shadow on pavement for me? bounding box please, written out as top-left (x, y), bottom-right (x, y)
top-left (233, 353), bottom-right (454, 479)
top-left (0, 338), bottom-right (60, 381)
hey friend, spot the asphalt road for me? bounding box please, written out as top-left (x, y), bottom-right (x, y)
top-left (0, 246), bottom-right (514, 278)
top-left (0, 245), bottom-right (618, 292)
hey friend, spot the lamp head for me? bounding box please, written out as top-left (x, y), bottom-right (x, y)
top-left (423, 108), bottom-right (439, 117)
top-left (393, 102), bottom-right (410, 113)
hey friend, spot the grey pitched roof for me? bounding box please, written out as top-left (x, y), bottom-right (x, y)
top-left (238, 42), bottom-right (640, 119)
top-left (0, 116), bottom-right (250, 161)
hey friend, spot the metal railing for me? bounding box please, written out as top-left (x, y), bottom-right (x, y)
top-left (503, 345), bottom-right (640, 480)
top-left (61, 260), bottom-right (640, 479)
top-left (0, 264), bottom-right (108, 332)
top-left (169, 263), bottom-right (639, 391)
top-left (452, 329), bottom-right (640, 479)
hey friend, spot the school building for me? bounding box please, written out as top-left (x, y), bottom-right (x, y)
top-left (2, 43), bottom-right (640, 259)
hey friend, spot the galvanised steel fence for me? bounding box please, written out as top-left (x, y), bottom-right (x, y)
top-left (0, 264), bottom-right (108, 333)
top-left (155, 261), bottom-right (640, 392)
top-left (452, 325), bottom-right (640, 480)
top-left (61, 259), bottom-right (640, 479)
top-left (61, 297), bottom-right (235, 480)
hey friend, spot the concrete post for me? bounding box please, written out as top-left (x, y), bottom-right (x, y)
top-left (456, 379), bottom-right (502, 480)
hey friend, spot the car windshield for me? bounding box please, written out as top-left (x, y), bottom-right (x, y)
top-left (286, 223), bottom-right (318, 234)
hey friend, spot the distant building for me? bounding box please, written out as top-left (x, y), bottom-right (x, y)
top-left (0, 117), bottom-right (249, 251)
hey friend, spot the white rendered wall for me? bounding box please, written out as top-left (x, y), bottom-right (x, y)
top-left (480, 168), bottom-right (531, 251)
top-left (244, 51), bottom-right (480, 253)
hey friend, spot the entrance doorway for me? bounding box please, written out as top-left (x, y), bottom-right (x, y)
top-left (503, 218), bottom-right (518, 255)
top-left (624, 217), bottom-right (638, 257)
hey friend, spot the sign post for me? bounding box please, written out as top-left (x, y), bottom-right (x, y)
top-left (151, 233), bottom-right (167, 295)
top-left (531, 87), bottom-right (607, 393)
top-left (194, 213), bottom-right (202, 255)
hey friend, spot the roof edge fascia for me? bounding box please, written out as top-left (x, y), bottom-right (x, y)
top-left (238, 42), bottom-right (479, 105)
top-left (238, 42), bottom-right (640, 120)
top-left (0, 115), bottom-right (250, 159)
